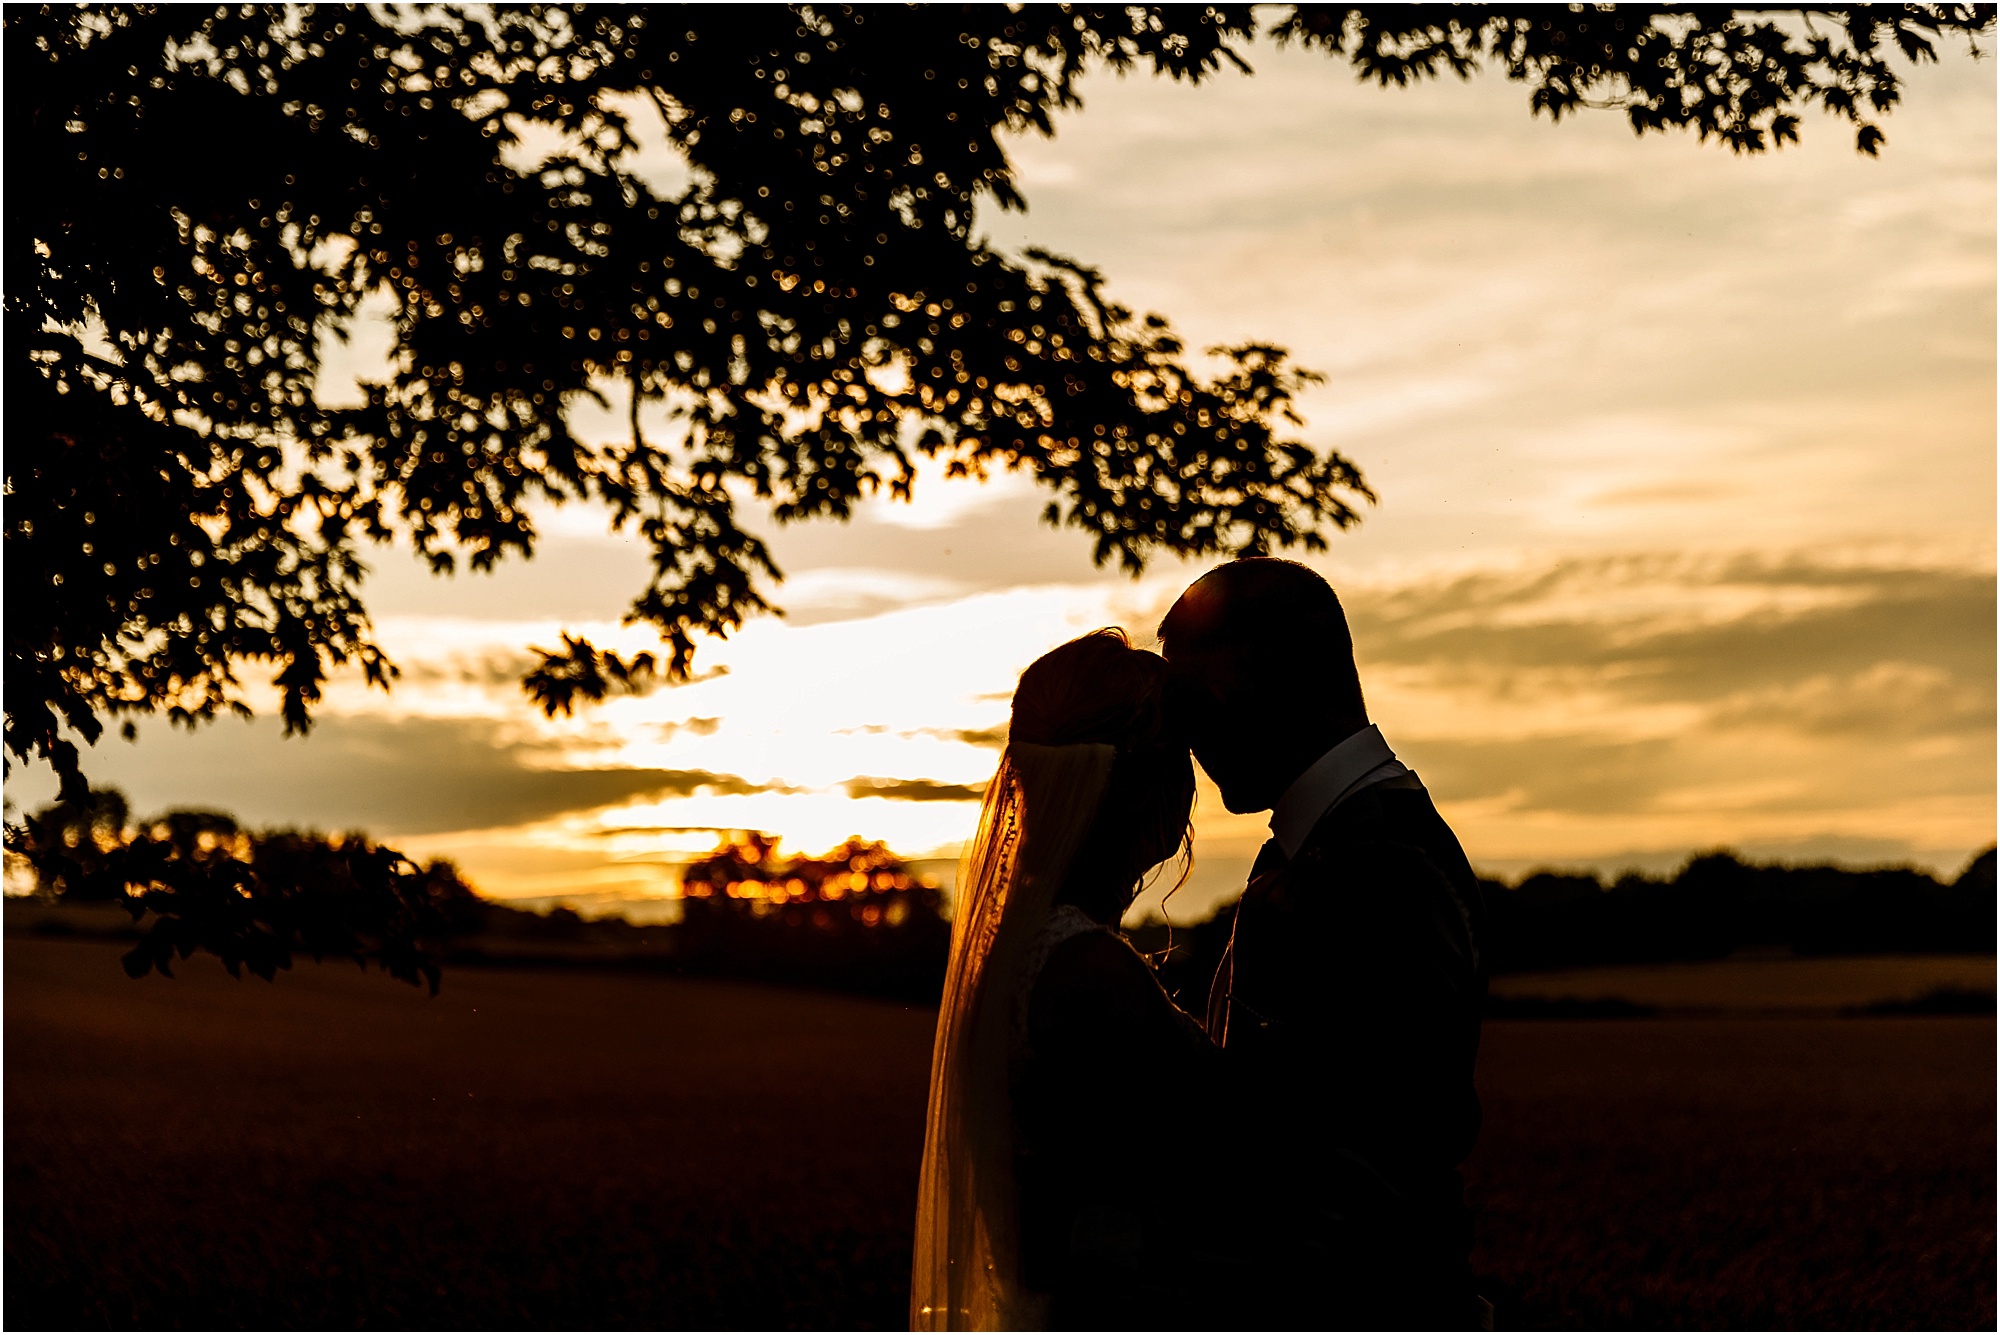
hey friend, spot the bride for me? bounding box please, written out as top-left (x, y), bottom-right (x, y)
top-left (911, 629), bottom-right (1221, 1331)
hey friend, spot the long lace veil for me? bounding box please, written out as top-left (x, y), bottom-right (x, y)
top-left (910, 741), bottom-right (1117, 1331)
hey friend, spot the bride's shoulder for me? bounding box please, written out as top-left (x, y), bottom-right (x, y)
top-left (1041, 924), bottom-right (1150, 989)
top-left (1025, 916), bottom-right (1177, 1038)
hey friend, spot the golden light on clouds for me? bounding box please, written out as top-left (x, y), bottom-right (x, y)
top-left (11, 38), bottom-right (1991, 922)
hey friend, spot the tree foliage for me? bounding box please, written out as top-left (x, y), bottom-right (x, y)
top-left (1477, 847), bottom-right (1999, 972)
top-left (675, 831), bottom-right (951, 997)
top-left (9, 3), bottom-right (1990, 796)
top-left (1277, 4), bottom-right (1990, 155)
top-left (9, 788), bottom-right (481, 991)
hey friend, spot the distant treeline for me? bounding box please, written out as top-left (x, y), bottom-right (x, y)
top-left (1476, 849), bottom-right (1996, 974)
top-left (663, 843), bottom-right (1995, 1002)
top-left (11, 789), bottom-right (1991, 1002)
top-left (1137, 848), bottom-right (1996, 1007)
top-left (6, 794), bottom-right (950, 999)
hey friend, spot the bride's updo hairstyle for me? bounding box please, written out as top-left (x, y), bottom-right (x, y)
top-left (1010, 629), bottom-right (1195, 921)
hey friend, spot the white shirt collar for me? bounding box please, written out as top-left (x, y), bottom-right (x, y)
top-left (1268, 724), bottom-right (1410, 859)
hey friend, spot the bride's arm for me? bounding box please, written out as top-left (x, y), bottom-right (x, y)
top-left (1014, 931), bottom-right (1229, 1315)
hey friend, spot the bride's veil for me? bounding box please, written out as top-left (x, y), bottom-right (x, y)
top-left (910, 740), bottom-right (1117, 1331)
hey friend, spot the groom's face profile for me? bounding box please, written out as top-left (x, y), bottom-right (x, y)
top-left (1160, 561), bottom-right (1367, 814)
top-left (1163, 644), bottom-right (1290, 814)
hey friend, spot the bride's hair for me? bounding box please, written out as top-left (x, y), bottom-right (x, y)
top-left (1011, 627), bottom-right (1167, 745)
top-left (1010, 628), bottom-right (1195, 919)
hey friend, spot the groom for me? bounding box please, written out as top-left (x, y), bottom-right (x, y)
top-left (1160, 558), bottom-right (1487, 1330)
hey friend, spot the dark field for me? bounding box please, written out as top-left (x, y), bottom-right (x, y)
top-left (7, 938), bottom-right (1994, 1330)
top-left (1470, 1019), bottom-right (1993, 1328)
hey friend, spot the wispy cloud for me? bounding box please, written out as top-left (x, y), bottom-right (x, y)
top-left (33, 714), bottom-right (785, 836)
top-left (395, 649), bottom-right (541, 688)
top-left (915, 725), bottom-right (1010, 748)
top-left (843, 776), bottom-right (988, 803)
top-left (1337, 554), bottom-right (1994, 871)
top-left (650, 716), bottom-right (724, 741)
top-left (841, 724), bottom-right (1011, 748)
top-left (1354, 555), bottom-right (1994, 740)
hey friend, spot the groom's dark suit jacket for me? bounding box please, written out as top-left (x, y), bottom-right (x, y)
top-left (1207, 771), bottom-right (1486, 1329)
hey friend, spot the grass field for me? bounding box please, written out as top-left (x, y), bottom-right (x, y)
top-left (1488, 954), bottom-right (1997, 1013)
top-left (1469, 1017), bottom-right (1993, 1329)
top-left (7, 936), bottom-right (1994, 1329)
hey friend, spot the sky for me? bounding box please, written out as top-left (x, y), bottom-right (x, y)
top-left (10, 36), bottom-right (1994, 924)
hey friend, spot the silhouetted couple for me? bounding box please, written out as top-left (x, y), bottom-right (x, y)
top-left (911, 558), bottom-right (1488, 1331)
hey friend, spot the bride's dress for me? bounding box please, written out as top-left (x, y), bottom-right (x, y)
top-left (910, 744), bottom-right (1219, 1331)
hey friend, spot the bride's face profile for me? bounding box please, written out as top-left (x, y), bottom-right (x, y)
top-left (1053, 740), bottom-right (1195, 924)
top-left (1011, 629), bottom-right (1196, 922)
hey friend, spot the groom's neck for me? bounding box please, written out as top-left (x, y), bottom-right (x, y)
top-left (1262, 712), bottom-right (1370, 804)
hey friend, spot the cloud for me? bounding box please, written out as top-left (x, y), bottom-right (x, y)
top-left (935, 725), bottom-right (1009, 748)
top-left (396, 649), bottom-right (542, 688)
top-left (896, 725), bottom-right (1009, 747)
top-left (839, 724), bottom-right (1008, 747)
top-left (650, 716), bottom-right (724, 741)
top-left (1351, 556), bottom-right (1995, 741)
top-left (1337, 555), bottom-right (1993, 851)
top-left (749, 487), bottom-right (1108, 623)
top-left (1703, 663), bottom-right (1992, 740)
top-left (20, 714), bottom-right (780, 836)
top-left (1401, 735), bottom-right (1683, 815)
top-left (363, 534), bottom-right (657, 622)
top-left (1587, 482), bottom-right (1737, 508)
top-left (843, 776), bottom-right (988, 803)
top-left (589, 825), bottom-right (741, 839)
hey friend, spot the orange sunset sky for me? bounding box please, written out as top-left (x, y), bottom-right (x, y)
top-left (9, 35), bottom-right (1994, 924)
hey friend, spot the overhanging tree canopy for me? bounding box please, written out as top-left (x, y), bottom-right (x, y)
top-left (10, 3), bottom-right (1990, 798)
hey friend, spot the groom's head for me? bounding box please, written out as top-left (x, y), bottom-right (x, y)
top-left (1159, 558), bottom-right (1367, 814)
